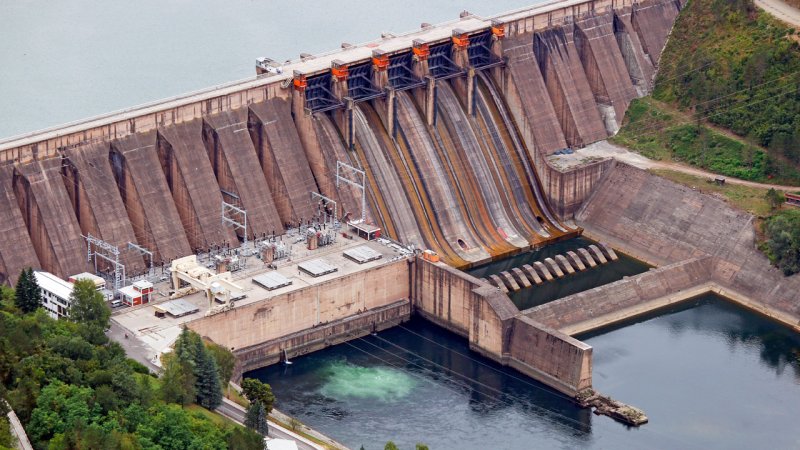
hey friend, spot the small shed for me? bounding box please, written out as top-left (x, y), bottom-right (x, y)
top-left (349, 221), bottom-right (381, 241)
top-left (153, 299), bottom-right (200, 318)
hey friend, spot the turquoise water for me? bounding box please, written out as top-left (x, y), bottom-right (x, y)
top-left (249, 296), bottom-right (800, 449)
top-left (318, 361), bottom-right (416, 402)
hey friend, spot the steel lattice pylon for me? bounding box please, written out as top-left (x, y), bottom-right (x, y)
top-left (83, 234), bottom-right (126, 294)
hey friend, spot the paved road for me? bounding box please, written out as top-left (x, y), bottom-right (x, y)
top-left (216, 399), bottom-right (323, 450)
top-left (108, 320), bottom-right (161, 373)
top-left (755, 0), bottom-right (800, 28)
top-left (549, 140), bottom-right (800, 191)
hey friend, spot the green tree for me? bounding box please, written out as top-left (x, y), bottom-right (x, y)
top-left (172, 327), bottom-right (223, 409)
top-left (0, 415), bottom-right (13, 449)
top-left (244, 400), bottom-right (269, 435)
top-left (205, 341), bottom-right (235, 396)
top-left (765, 210), bottom-right (800, 275)
top-left (416, 444), bottom-right (430, 450)
top-left (240, 378), bottom-right (275, 414)
top-left (194, 338), bottom-right (222, 409)
top-left (134, 404), bottom-right (227, 450)
top-left (159, 353), bottom-right (195, 406)
top-left (765, 188), bottom-right (785, 211)
top-left (69, 279), bottom-right (110, 330)
top-left (385, 441), bottom-right (399, 450)
top-left (27, 381), bottom-right (98, 446)
top-left (14, 268), bottom-right (41, 314)
top-left (226, 426), bottom-right (264, 450)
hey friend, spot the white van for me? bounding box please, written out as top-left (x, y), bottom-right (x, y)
top-left (111, 299), bottom-right (122, 308)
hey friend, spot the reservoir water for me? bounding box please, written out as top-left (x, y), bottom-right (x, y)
top-left (249, 294), bottom-right (800, 449)
top-left (0, 0), bottom-right (542, 139)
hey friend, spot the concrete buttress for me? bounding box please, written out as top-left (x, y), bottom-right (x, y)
top-left (574, 12), bottom-right (638, 128)
top-left (0, 166), bottom-right (40, 284)
top-left (64, 143), bottom-right (145, 274)
top-left (14, 158), bottom-right (90, 278)
top-left (203, 109), bottom-right (284, 238)
top-left (110, 132), bottom-right (192, 265)
top-left (533, 25), bottom-right (608, 147)
top-left (156, 120), bottom-right (239, 251)
top-left (248, 98), bottom-right (319, 226)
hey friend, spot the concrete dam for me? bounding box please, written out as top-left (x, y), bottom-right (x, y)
top-left (0, 0), bottom-right (681, 282)
top-left (0, 0), bottom-right (706, 422)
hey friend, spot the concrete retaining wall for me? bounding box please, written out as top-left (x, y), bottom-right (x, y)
top-left (188, 258), bottom-right (411, 352)
top-left (576, 162), bottom-right (800, 328)
top-left (507, 316), bottom-right (592, 394)
top-left (413, 258), bottom-right (593, 396)
top-left (233, 300), bottom-right (411, 378)
top-left (525, 256), bottom-right (713, 334)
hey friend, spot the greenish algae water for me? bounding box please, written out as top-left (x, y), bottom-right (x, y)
top-left (318, 361), bottom-right (416, 402)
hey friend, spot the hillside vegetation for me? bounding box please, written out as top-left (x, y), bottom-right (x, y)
top-left (0, 283), bottom-right (264, 450)
top-left (614, 0), bottom-right (800, 185)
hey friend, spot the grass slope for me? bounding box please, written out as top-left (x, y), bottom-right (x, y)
top-left (614, 0), bottom-right (800, 185)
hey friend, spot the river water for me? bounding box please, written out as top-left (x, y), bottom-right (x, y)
top-left (249, 294), bottom-right (800, 449)
top-left (0, 0), bottom-right (540, 139)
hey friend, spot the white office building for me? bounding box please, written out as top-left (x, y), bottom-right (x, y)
top-left (34, 271), bottom-right (74, 319)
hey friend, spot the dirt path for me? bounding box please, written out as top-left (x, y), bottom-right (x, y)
top-left (754, 0), bottom-right (800, 29)
top-left (548, 140), bottom-right (800, 191)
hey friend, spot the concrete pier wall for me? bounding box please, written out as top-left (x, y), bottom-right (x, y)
top-left (157, 120), bottom-right (239, 252)
top-left (13, 159), bottom-right (89, 279)
top-left (110, 133), bottom-right (191, 265)
top-left (0, 166), bottom-right (39, 285)
top-left (413, 258), bottom-right (594, 396)
top-left (507, 316), bottom-right (592, 394)
top-left (187, 258), bottom-right (411, 364)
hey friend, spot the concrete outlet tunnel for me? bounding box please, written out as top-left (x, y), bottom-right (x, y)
top-left (0, 0), bottom-right (682, 282)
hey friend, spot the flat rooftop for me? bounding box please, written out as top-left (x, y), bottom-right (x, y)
top-left (344, 246), bottom-right (382, 264)
top-left (112, 230), bottom-right (410, 364)
top-left (154, 299), bottom-right (200, 318)
top-left (298, 259), bottom-right (338, 277)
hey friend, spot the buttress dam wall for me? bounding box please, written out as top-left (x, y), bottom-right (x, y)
top-left (0, 0), bottom-right (682, 280)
